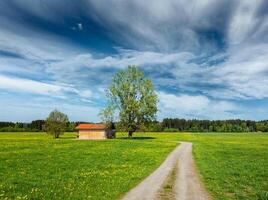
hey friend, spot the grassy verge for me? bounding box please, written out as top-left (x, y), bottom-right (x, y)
top-left (0, 132), bottom-right (178, 200)
top-left (157, 167), bottom-right (176, 200)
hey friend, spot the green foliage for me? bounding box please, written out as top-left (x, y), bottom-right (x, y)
top-left (0, 121), bottom-right (97, 132)
top-left (0, 132), bottom-right (177, 200)
top-left (163, 128), bottom-right (179, 132)
top-left (0, 127), bottom-right (27, 132)
top-left (140, 121), bottom-right (162, 132)
top-left (29, 120), bottom-right (45, 131)
top-left (45, 109), bottom-right (69, 138)
top-left (256, 121), bottom-right (268, 132)
top-left (0, 121), bottom-right (45, 132)
top-left (99, 105), bottom-right (115, 129)
top-left (101, 65), bottom-right (158, 137)
top-left (162, 118), bottom-right (263, 132)
top-left (1, 118), bottom-right (268, 133)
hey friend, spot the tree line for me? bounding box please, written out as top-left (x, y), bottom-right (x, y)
top-left (1, 118), bottom-right (268, 132)
top-left (161, 118), bottom-right (268, 132)
top-left (0, 120), bottom-right (85, 132)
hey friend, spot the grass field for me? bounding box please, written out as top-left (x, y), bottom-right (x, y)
top-left (0, 132), bottom-right (177, 200)
top-left (0, 132), bottom-right (267, 200)
top-left (190, 133), bottom-right (268, 200)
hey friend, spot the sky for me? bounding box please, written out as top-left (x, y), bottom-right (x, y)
top-left (0, 0), bottom-right (268, 122)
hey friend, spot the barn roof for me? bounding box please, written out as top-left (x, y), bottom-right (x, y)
top-left (75, 123), bottom-right (107, 130)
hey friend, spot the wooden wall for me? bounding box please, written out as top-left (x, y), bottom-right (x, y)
top-left (79, 130), bottom-right (107, 140)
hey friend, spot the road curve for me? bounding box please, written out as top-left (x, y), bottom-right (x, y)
top-left (121, 142), bottom-right (211, 200)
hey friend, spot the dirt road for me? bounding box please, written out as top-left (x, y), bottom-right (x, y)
top-left (121, 142), bottom-right (211, 200)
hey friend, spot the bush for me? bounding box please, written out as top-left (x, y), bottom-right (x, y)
top-left (45, 109), bottom-right (69, 138)
top-left (163, 128), bottom-right (179, 132)
top-left (0, 127), bottom-right (26, 132)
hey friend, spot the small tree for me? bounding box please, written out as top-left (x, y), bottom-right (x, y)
top-left (101, 65), bottom-right (158, 137)
top-left (45, 109), bottom-right (69, 138)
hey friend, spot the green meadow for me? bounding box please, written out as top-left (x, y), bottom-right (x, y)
top-left (0, 132), bottom-right (267, 200)
top-left (0, 132), bottom-right (177, 200)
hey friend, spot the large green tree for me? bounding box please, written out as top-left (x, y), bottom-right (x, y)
top-left (45, 109), bottom-right (69, 138)
top-left (101, 65), bottom-right (158, 137)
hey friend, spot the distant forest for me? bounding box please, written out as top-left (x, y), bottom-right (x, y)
top-left (0, 120), bottom-right (79, 132)
top-left (161, 118), bottom-right (268, 132)
top-left (1, 118), bottom-right (268, 132)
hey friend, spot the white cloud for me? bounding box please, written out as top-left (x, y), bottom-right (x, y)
top-left (85, 0), bottom-right (245, 51)
top-left (0, 75), bottom-right (63, 95)
top-left (46, 43), bottom-right (268, 101)
top-left (0, 75), bottom-right (98, 103)
top-left (1, 0), bottom-right (268, 102)
top-left (157, 91), bottom-right (238, 119)
top-left (228, 0), bottom-right (262, 45)
top-left (79, 90), bottom-right (92, 98)
top-left (44, 50), bottom-right (195, 91)
top-left (72, 23), bottom-right (83, 31)
top-left (210, 43), bottom-right (268, 99)
top-left (0, 95), bottom-right (101, 122)
top-left (0, 28), bottom-right (73, 61)
top-left (77, 23), bottom-right (83, 31)
top-left (48, 50), bottom-right (193, 71)
top-left (158, 92), bottom-right (209, 112)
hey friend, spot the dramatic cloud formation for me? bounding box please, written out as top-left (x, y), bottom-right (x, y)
top-left (0, 0), bottom-right (268, 121)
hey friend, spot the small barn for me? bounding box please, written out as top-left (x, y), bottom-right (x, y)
top-left (75, 123), bottom-right (115, 140)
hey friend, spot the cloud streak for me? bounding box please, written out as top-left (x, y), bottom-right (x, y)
top-left (0, 75), bottom-right (63, 95)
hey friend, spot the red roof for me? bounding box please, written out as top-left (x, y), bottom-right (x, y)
top-left (75, 123), bottom-right (107, 130)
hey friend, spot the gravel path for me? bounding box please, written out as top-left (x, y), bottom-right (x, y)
top-left (121, 142), bottom-right (211, 200)
top-left (173, 142), bottom-right (211, 200)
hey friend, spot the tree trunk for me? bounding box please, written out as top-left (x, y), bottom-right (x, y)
top-left (55, 132), bottom-right (59, 138)
top-left (128, 131), bottom-right (133, 138)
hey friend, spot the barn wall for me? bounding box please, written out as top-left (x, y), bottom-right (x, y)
top-left (79, 130), bottom-right (107, 140)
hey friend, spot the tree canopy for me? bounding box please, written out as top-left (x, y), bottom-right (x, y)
top-left (101, 65), bottom-right (158, 137)
top-left (45, 109), bottom-right (69, 138)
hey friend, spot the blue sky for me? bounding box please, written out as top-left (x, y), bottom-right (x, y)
top-left (0, 0), bottom-right (268, 122)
